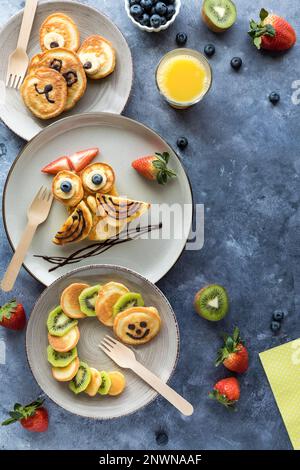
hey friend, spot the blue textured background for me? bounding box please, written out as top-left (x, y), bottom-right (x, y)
top-left (1, 0), bottom-right (300, 450)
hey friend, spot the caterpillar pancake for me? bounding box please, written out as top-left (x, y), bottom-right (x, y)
top-left (78, 35), bottom-right (116, 79)
top-left (40, 12), bottom-right (80, 52)
top-left (20, 67), bottom-right (67, 120)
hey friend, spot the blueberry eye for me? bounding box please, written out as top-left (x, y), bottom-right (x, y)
top-left (83, 61), bottom-right (92, 70)
top-left (140, 322), bottom-right (147, 328)
top-left (92, 174), bottom-right (103, 185)
top-left (60, 181), bottom-right (72, 193)
top-left (128, 324), bottom-right (135, 330)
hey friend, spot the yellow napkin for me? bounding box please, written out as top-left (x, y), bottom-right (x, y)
top-left (260, 338), bottom-right (300, 450)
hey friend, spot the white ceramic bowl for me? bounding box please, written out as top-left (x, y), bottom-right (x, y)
top-left (125, 0), bottom-right (181, 32)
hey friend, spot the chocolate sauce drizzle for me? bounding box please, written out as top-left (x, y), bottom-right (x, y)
top-left (34, 84), bottom-right (55, 103)
top-left (34, 223), bottom-right (162, 273)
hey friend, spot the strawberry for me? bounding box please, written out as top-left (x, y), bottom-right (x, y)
top-left (209, 377), bottom-right (240, 408)
top-left (68, 147), bottom-right (99, 172)
top-left (215, 327), bottom-right (249, 374)
top-left (1, 399), bottom-right (48, 432)
top-left (0, 300), bottom-right (26, 330)
top-left (249, 8), bottom-right (296, 51)
top-left (41, 156), bottom-right (71, 174)
top-left (132, 152), bottom-right (176, 185)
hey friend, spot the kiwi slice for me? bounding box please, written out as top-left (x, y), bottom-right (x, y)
top-left (47, 345), bottom-right (77, 367)
top-left (113, 292), bottom-right (144, 317)
top-left (69, 362), bottom-right (91, 394)
top-left (194, 285), bottom-right (229, 321)
top-left (79, 284), bottom-right (101, 317)
top-left (98, 371), bottom-right (112, 396)
top-left (47, 306), bottom-right (78, 337)
top-left (202, 0), bottom-right (237, 32)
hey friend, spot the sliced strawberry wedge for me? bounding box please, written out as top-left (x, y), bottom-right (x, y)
top-left (41, 156), bottom-right (71, 175)
top-left (68, 148), bottom-right (99, 172)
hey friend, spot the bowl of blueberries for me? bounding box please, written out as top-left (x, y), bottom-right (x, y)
top-left (125, 0), bottom-right (181, 32)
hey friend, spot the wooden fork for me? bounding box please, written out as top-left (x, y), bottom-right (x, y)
top-left (6, 0), bottom-right (38, 89)
top-left (99, 335), bottom-right (194, 416)
top-left (1, 186), bottom-right (53, 292)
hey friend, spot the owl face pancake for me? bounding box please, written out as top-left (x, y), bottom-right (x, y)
top-left (52, 171), bottom-right (84, 207)
top-left (20, 67), bottom-right (67, 120)
top-left (40, 13), bottom-right (80, 52)
top-left (31, 48), bottom-right (87, 110)
top-left (113, 307), bottom-right (161, 345)
top-left (78, 35), bottom-right (116, 79)
top-left (95, 282), bottom-right (129, 327)
top-left (81, 163), bottom-right (115, 195)
top-left (53, 201), bottom-right (93, 245)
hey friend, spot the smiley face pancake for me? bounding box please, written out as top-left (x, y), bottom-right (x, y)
top-left (78, 35), bottom-right (116, 79)
top-left (31, 48), bottom-right (87, 110)
top-left (81, 163), bottom-right (115, 195)
top-left (113, 307), bottom-right (161, 345)
top-left (53, 201), bottom-right (93, 245)
top-left (96, 282), bottom-right (129, 327)
top-left (20, 67), bottom-right (67, 120)
top-left (40, 13), bottom-right (80, 52)
top-left (52, 171), bottom-right (84, 207)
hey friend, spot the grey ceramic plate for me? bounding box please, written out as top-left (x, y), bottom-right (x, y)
top-left (26, 264), bottom-right (179, 419)
top-left (3, 112), bottom-right (193, 286)
top-left (0, 0), bottom-right (133, 140)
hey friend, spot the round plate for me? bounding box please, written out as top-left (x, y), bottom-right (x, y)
top-left (0, 0), bottom-right (132, 141)
top-left (26, 264), bottom-right (179, 419)
top-left (3, 113), bottom-right (193, 286)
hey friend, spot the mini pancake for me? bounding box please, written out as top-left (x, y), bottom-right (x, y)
top-left (94, 194), bottom-right (150, 228)
top-left (53, 200), bottom-right (93, 245)
top-left (30, 48), bottom-right (87, 110)
top-left (60, 283), bottom-right (90, 318)
top-left (95, 282), bottom-right (129, 327)
top-left (78, 35), bottom-right (116, 79)
top-left (108, 371), bottom-right (126, 396)
top-left (81, 163), bottom-right (115, 195)
top-left (52, 170), bottom-right (84, 207)
top-left (52, 357), bottom-right (80, 382)
top-left (48, 325), bottom-right (80, 352)
top-left (85, 368), bottom-right (102, 397)
top-left (20, 67), bottom-right (67, 120)
top-left (40, 13), bottom-right (80, 52)
top-left (113, 306), bottom-right (161, 345)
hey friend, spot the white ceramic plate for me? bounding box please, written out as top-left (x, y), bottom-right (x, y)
top-left (3, 113), bottom-right (193, 286)
top-left (0, 0), bottom-right (133, 141)
top-left (26, 264), bottom-right (179, 419)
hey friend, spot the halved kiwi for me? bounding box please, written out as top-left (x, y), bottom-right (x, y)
top-left (98, 371), bottom-right (112, 396)
top-left (47, 306), bottom-right (78, 337)
top-left (47, 345), bottom-right (77, 367)
top-left (108, 371), bottom-right (126, 396)
top-left (69, 361), bottom-right (91, 394)
top-left (79, 284), bottom-right (101, 317)
top-left (113, 292), bottom-right (144, 317)
top-left (194, 285), bottom-right (229, 321)
top-left (202, 0), bottom-right (237, 33)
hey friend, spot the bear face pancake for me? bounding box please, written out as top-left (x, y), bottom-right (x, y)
top-left (40, 13), bottom-right (80, 52)
top-left (113, 307), bottom-right (161, 345)
top-left (78, 35), bottom-right (116, 79)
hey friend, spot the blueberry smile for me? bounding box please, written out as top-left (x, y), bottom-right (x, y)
top-left (126, 329), bottom-right (150, 340)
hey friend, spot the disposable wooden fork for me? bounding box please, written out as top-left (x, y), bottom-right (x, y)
top-left (6, 0), bottom-right (38, 89)
top-left (1, 186), bottom-right (53, 292)
top-left (99, 335), bottom-right (194, 416)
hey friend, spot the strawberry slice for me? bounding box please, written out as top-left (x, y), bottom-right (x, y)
top-left (68, 148), bottom-right (99, 172)
top-left (41, 156), bottom-right (71, 175)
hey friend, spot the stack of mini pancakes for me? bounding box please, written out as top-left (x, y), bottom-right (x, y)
top-left (21, 12), bottom-right (116, 120)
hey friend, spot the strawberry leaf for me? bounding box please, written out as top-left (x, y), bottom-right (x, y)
top-left (1, 417), bottom-right (18, 426)
top-left (260, 8), bottom-right (269, 22)
top-left (0, 299), bottom-right (17, 322)
top-left (253, 36), bottom-right (262, 49)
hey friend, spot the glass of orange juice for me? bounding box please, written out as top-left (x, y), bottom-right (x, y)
top-left (156, 48), bottom-right (212, 109)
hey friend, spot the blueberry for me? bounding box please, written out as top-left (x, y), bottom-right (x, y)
top-left (155, 2), bottom-right (167, 16)
top-left (204, 43), bottom-right (215, 57)
top-left (140, 0), bottom-right (152, 11)
top-left (269, 92), bottom-right (280, 105)
top-left (139, 12), bottom-right (150, 25)
top-left (271, 321), bottom-right (281, 333)
top-left (231, 57), bottom-right (242, 70)
top-left (130, 4), bottom-right (143, 17)
top-left (150, 14), bottom-right (162, 28)
top-left (156, 431), bottom-right (169, 446)
top-left (92, 174), bottom-right (103, 185)
top-left (129, 0), bottom-right (140, 5)
top-left (160, 16), bottom-right (167, 25)
top-left (166, 4), bottom-right (176, 19)
top-left (177, 137), bottom-right (188, 150)
top-left (60, 181), bottom-right (72, 193)
top-left (176, 32), bottom-right (187, 46)
top-left (273, 310), bottom-right (285, 322)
